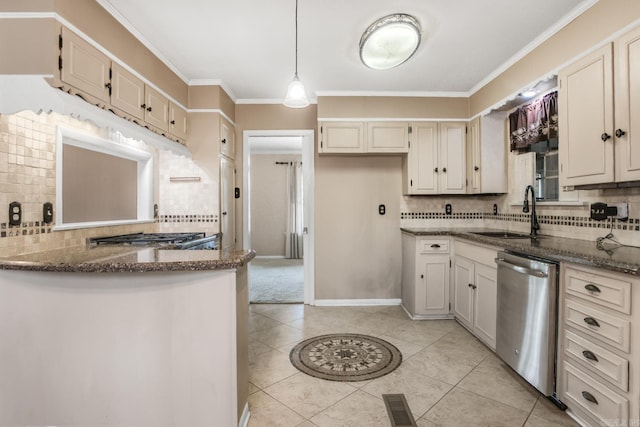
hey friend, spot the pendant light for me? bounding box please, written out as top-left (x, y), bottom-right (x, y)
top-left (283, 0), bottom-right (310, 108)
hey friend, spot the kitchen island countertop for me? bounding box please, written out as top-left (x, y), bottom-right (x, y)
top-left (0, 245), bottom-right (255, 273)
top-left (401, 228), bottom-right (640, 276)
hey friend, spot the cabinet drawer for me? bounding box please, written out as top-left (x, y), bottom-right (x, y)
top-left (418, 240), bottom-right (449, 254)
top-left (565, 266), bottom-right (631, 314)
top-left (565, 300), bottom-right (631, 352)
top-left (563, 362), bottom-right (629, 426)
top-left (564, 330), bottom-right (629, 392)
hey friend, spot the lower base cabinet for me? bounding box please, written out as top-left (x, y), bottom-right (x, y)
top-left (401, 233), bottom-right (451, 319)
top-left (558, 264), bottom-right (639, 427)
top-left (452, 240), bottom-right (499, 350)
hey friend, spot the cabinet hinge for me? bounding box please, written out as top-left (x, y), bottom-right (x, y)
top-left (58, 34), bottom-right (63, 49)
top-left (449, 302), bottom-right (451, 311)
top-left (410, 179), bottom-right (413, 187)
top-left (449, 259), bottom-right (452, 268)
top-left (465, 126), bottom-right (468, 134)
top-left (109, 67), bottom-right (112, 79)
top-left (58, 56), bottom-right (62, 70)
top-left (320, 125), bottom-right (323, 135)
top-left (408, 125), bottom-right (412, 134)
top-left (408, 140), bottom-right (410, 149)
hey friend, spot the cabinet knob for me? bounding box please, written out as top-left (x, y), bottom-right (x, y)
top-left (170, 120), bottom-right (176, 125)
top-left (442, 167), bottom-right (447, 173)
top-left (146, 106), bottom-right (152, 112)
top-left (584, 283), bottom-right (601, 293)
top-left (434, 167), bottom-right (438, 173)
top-left (600, 132), bottom-right (611, 141)
top-left (583, 317), bottom-right (600, 328)
top-left (222, 138), bottom-right (227, 144)
top-left (104, 82), bottom-right (111, 89)
top-left (581, 391), bottom-right (598, 405)
top-left (420, 274), bottom-right (424, 279)
top-left (141, 103), bottom-right (146, 109)
top-left (222, 211), bottom-right (227, 216)
top-left (474, 166), bottom-right (479, 171)
top-left (468, 283), bottom-right (476, 289)
top-left (615, 129), bottom-right (626, 138)
top-left (582, 350), bottom-right (599, 362)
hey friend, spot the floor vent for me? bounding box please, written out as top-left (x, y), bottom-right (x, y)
top-left (383, 394), bottom-right (417, 427)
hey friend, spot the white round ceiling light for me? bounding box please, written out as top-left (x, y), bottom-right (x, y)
top-left (359, 13), bottom-right (422, 70)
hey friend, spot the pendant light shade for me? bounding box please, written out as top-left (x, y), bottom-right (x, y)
top-left (283, 0), bottom-right (310, 108)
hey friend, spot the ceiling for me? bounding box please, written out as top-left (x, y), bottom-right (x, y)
top-left (96, 0), bottom-right (594, 104)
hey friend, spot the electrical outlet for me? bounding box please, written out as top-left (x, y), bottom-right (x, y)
top-left (445, 204), bottom-right (452, 215)
top-left (615, 202), bottom-right (629, 221)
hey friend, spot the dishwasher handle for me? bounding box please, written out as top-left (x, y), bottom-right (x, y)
top-left (495, 257), bottom-right (548, 278)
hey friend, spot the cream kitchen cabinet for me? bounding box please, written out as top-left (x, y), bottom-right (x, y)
top-left (467, 113), bottom-right (508, 194)
top-left (401, 233), bottom-right (451, 319)
top-left (220, 116), bottom-right (235, 159)
top-left (366, 122), bottom-right (409, 153)
top-left (403, 122), bottom-right (467, 195)
top-left (559, 25), bottom-right (640, 186)
top-left (168, 102), bottom-right (188, 142)
top-left (318, 121), bottom-right (409, 154)
top-left (59, 27), bottom-right (188, 144)
top-left (452, 240), bottom-right (499, 349)
top-left (60, 26), bottom-right (111, 103)
top-left (558, 264), bottom-right (639, 427)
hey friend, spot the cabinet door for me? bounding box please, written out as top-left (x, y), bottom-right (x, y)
top-left (319, 122), bottom-right (365, 153)
top-left (453, 256), bottom-right (474, 329)
top-left (144, 85), bottom-right (169, 132)
top-left (615, 26), bottom-right (640, 182)
top-left (415, 255), bottom-right (450, 316)
top-left (407, 122), bottom-right (438, 194)
top-left (220, 156), bottom-right (235, 251)
top-left (438, 122), bottom-right (467, 194)
top-left (559, 44), bottom-right (614, 186)
top-left (220, 116), bottom-right (235, 159)
top-left (111, 62), bottom-right (144, 120)
top-left (367, 122), bottom-right (409, 153)
top-left (473, 263), bottom-right (497, 349)
top-left (467, 117), bottom-right (481, 193)
top-left (168, 102), bottom-right (188, 141)
top-left (60, 27), bottom-right (110, 103)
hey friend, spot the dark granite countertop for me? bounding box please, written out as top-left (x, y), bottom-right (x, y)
top-left (401, 228), bottom-right (640, 276)
top-left (0, 245), bottom-right (256, 273)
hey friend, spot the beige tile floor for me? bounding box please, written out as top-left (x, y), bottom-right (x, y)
top-left (246, 304), bottom-right (580, 427)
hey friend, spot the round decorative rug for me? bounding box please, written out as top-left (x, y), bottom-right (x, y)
top-left (289, 333), bottom-right (402, 382)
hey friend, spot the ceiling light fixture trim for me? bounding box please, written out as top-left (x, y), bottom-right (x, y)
top-left (359, 13), bottom-right (422, 70)
top-left (283, 0), bottom-right (310, 108)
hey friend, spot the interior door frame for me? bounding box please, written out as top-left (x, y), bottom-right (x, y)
top-left (242, 129), bottom-right (315, 305)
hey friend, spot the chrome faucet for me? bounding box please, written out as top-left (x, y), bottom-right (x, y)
top-left (523, 185), bottom-right (540, 237)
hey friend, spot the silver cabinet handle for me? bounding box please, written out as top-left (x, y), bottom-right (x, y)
top-left (495, 258), bottom-right (548, 278)
top-left (430, 244), bottom-right (441, 248)
top-left (582, 350), bottom-right (599, 362)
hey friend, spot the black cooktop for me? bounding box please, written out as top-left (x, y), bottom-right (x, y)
top-left (89, 232), bottom-right (206, 245)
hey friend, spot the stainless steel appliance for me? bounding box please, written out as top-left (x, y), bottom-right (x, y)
top-left (88, 232), bottom-right (220, 250)
top-left (495, 251), bottom-right (562, 403)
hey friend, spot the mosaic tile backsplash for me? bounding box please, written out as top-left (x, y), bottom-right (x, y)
top-left (0, 111), bottom-right (220, 256)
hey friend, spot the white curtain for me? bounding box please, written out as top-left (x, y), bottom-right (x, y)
top-left (285, 161), bottom-right (304, 259)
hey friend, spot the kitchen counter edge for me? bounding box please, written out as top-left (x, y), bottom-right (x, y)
top-left (0, 247), bottom-right (256, 273)
top-left (401, 228), bottom-right (640, 276)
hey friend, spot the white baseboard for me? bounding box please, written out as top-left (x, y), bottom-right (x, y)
top-left (238, 403), bottom-right (250, 427)
top-left (254, 255), bottom-right (286, 259)
top-left (400, 304), bottom-right (454, 320)
top-left (314, 299), bottom-right (402, 307)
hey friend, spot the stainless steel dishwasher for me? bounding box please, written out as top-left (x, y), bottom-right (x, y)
top-left (495, 251), bottom-right (563, 405)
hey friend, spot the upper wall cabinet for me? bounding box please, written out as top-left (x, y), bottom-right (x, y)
top-left (60, 27), bottom-right (111, 103)
top-left (467, 113), bottom-right (508, 194)
top-left (403, 122), bottom-right (467, 195)
top-left (220, 116), bottom-right (235, 159)
top-left (58, 27), bottom-right (188, 144)
top-left (559, 25), bottom-right (640, 186)
top-left (318, 121), bottom-right (409, 154)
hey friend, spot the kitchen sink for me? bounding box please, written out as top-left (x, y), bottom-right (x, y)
top-left (470, 231), bottom-right (534, 239)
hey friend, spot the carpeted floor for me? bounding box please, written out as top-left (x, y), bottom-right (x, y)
top-left (249, 257), bottom-right (304, 303)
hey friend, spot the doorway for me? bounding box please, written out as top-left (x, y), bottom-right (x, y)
top-left (243, 130), bottom-right (315, 305)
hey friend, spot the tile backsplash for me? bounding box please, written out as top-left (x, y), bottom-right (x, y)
top-left (0, 110), bottom-right (219, 256)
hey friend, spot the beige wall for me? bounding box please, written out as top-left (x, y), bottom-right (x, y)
top-left (470, 0), bottom-right (640, 115)
top-left (318, 96), bottom-right (469, 119)
top-left (250, 154), bottom-right (300, 257)
top-left (188, 85), bottom-right (236, 121)
top-left (0, 19), bottom-right (57, 74)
